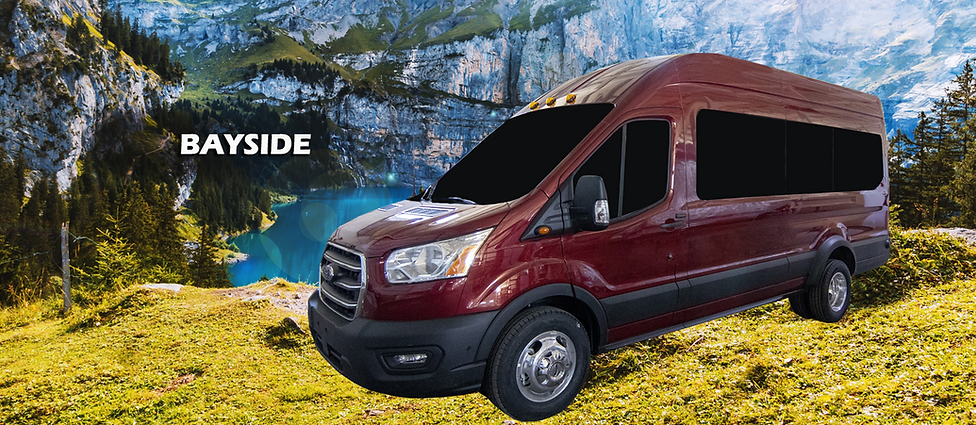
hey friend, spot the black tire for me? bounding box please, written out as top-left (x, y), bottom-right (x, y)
top-left (789, 293), bottom-right (813, 319)
top-left (808, 259), bottom-right (851, 323)
top-left (483, 306), bottom-right (590, 422)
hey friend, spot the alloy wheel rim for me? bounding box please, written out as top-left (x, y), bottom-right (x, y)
top-left (828, 271), bottom-right (848, 312)
top-left (516, 330), bottom-right (576, 402)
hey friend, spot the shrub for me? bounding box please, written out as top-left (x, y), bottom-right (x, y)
top-left (853, 227), bottom-right (976, 305)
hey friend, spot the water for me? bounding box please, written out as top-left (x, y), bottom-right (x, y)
top-left (227, 187), bottom-right (414, 287)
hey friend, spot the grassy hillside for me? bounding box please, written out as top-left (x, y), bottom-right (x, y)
top-left (1, 231), bottom-right (975, 424)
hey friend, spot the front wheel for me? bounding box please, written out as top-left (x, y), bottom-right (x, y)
top-left (483, 306), bottom-right (590, 421)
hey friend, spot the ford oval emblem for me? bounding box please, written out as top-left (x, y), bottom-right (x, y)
top-left (322, 264), bottom-right (335, 281)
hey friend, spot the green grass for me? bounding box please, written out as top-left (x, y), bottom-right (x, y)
top-left (509, 0), bottom-right (597, 32)
top-left (3, 231), bottom-right (976, 423)
top-left (179, 30), bottom-right (323, 105)
top-left (389, 5), bottom-right (455, 50)
top-left (323, 18), bottom-right (395, 55)
top-left (422, 7), bottom-right (502, 47)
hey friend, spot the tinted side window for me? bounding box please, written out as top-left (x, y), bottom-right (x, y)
top-left (697, 110), bottom-right (786, 199)
top-left (786, 121), bottom-right (833, 194)
top-left (575, 120), bottom-right (671, 219)
top-left (697, 109), bottom-right (883, 200)
top-left (834, 128), bottom-right (884, 192)
top-left (623, 121), bottom-right (671, 215)
top-left (576, 129), bottom-right (622, 219)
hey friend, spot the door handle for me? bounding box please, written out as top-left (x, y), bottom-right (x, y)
top-left (661, 213), bottom-right (686, 230)
top-left (661, 219), bottom-right (683, 229)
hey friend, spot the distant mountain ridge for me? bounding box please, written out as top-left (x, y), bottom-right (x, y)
top-left (114, 0), bottom-right (976, 188)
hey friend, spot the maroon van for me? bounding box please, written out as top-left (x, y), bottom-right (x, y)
top-left (308, 53), bottom-right (890, 421)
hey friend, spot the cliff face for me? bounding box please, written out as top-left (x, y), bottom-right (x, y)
top-left (222, 0), bottom-right (976, 125)
top-left (0, 0), bottom-right (183, 190)
top-left (113, 0), bottom-right (976, 188)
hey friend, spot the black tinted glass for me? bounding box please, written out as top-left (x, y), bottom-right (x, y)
top-left (431, 104), bottom-right (614, 204)
top-left (697, 109), bottom-right (883, 200)
top-left (574, 120), bottom-right (671, 219)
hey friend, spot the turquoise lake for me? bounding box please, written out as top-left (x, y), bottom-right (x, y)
top-left (227, 187), bottom-right (414, 287)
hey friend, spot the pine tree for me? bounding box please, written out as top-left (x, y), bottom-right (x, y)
top-left (912, 112), bottom-right (941, 225)
top-left (146, 183), bottom-right (188, 279)
top-left (888, 130), bottom-right (915, 225)
top-left (13, 150), bottom-right (26, 206)
top-left (0, 151), bottom-right (21, 225)
top-left (157, 42), bottom-right (170, 80)
top-left (73, 218), bottom-right (142, 301)
top-left (258, 189), bottom-right (272, 217)
top-left (189, 224), bottom-right (230, 288)
top-left (948, 60), bottom-right (976, 226)
top-left (953, 139), bottom-right (976, 227)
top-left (42, 175), bottom-right (66, 274)
top-left (129, 20), bottom-right (143, 65)
top-left (119, 15), bottom-right (131, 52)
top-left (928, 104), bottom-right (957, 223)
top-left (118, 182), bottom-right (154, 252)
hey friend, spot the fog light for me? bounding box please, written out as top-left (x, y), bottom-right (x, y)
top-left (393, 353), bottom-right (429, 366)
top-left (379, 347), bottom-right (442, 373)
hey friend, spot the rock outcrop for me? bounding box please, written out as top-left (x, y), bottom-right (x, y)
top-left (0, 0), bottom-right (183, 190)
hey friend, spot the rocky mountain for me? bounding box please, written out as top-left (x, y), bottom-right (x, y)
top-left (0, 0), bottom-right (184, 191)
top-left (111, 0), bottom-right (976, 189)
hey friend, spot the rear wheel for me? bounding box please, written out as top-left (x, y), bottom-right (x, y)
top-left (789, 293), bottom-right (813, 319)
top-left (483, 306), bottom-right (590, 421)
top-left (808, 259), bottom-right (851, 323)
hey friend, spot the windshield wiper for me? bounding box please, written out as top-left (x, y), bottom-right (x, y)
top-left (432, 196), bottom-right (477, 205)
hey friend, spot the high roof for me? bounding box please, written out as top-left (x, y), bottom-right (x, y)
top-left (514, 53), bottom-right (882, 119)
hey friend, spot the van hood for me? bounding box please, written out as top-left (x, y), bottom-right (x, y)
top-left (329, 200), bottom-right (511, 258)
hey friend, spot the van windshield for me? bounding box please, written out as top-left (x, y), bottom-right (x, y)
top-left (428, 103), bottom-right (614, 205)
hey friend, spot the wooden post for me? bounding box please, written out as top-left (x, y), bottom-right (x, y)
top-left (61, 222), bottom-right (71, 313)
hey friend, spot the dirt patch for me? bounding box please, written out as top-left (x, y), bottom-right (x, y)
top-left (155, 373), bottom-right (197, 395)
top-left (932, 228), bottom-right (976, 246)
top-left (214, 278), bottom-right (316, 316)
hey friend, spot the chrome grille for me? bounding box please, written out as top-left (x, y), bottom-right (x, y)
top-left (318, 244), bottom-right (365, 320)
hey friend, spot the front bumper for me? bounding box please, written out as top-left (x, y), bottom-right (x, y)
top-left (307, 292), bottom-right (497, 397)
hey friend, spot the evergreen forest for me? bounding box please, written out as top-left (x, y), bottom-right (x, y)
top-left (0, 119), bottom-right (230, 307)
top-left (889, 60), bottom-right (976, 228)
top-left (66, 8), bottom-right (184, 82)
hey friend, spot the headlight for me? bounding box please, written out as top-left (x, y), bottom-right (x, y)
top-left (384, 228), bottom-right (493, 284)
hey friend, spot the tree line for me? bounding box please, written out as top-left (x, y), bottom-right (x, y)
top-left (889, 59), bottom-right (976, 228)
top-left (0, 119), bottom-right (230, 308)
top-left (243, 59), bottom-right (341, 87)
top-left (154, 98), bottom-right (340, 233)
top-left (64, 7), bottom-right (184, 82)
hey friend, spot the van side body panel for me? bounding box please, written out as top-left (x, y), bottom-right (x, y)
top-left (567, 55), bottom-right (890, 347)
top-left (454, 188), bottom-right (573, 316)
top-left (664, 63), bottom-right (889, 332)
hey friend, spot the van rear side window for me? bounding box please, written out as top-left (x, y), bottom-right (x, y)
top-left (696, 109), bottom-right (883, 200)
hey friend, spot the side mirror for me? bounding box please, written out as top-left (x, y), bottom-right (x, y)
top-left (571, 175), bottom-right (610, 231)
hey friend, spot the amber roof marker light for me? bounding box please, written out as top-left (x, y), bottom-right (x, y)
top-left (529, 101), bottom-right (539, 110)
top-left (546, 97), bottom-right (556, 106)
top-left (566, 93), bottom-right (577, 104)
